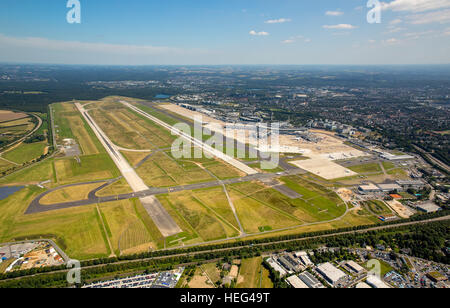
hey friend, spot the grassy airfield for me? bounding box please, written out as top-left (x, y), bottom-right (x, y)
top-left (0, 97), bottom-right (395, 260)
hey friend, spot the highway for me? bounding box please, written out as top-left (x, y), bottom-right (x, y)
top-left (122, 101), bottom-right (259, 176)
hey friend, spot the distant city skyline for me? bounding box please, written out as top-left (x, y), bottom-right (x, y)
top-left (0, 0), bottom-right (449, 65)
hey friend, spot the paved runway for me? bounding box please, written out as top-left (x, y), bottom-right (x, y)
top-left (74, 103), bottom-right (182, 237)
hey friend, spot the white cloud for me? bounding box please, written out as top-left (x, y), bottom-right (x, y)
top-left (390, 18), bottom-right (403, 24)
top-left (386, 26), bottom-right (406, 33)
top-left (323, 24), bottom-right (357, 29)
top-left (384, 38), bottom-right (400, 44)
top-left (326, 11), bottom-right (344, 16)
top-left (381, 0), bottom-right (450, 13)
top-left (265, 18), bottom-right (291, 24)
top-left (407, 9), bottom-right (450, 24)
top-left (249, 30), bottom-right (269, 36)
top-left (282, 39), bottom-right (295, 44)
top-left (0, 33), bottom-right (184, 55)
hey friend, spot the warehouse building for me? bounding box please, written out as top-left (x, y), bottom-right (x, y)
top-left (286, 275), bottom-right (309, 288)
top-left (298, 272), bottom-right (325, 289)
top-left (267, 257), bottom-right (287, 277)
top-left (366, 275), bottom-right (390, 288)
top-left (316, 262), bottom-right (347, 286)
top-left (358, 183), bottom-right (381, 194)
top-left (345, 261), bottom-right (366, 275)
top-left (396, 180), bottom-right (426, 190)
top-left (416, 202), bottom-right (441, 213)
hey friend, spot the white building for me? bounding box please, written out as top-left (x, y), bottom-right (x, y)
top-left (286, 275), bottom-right (309, 288)
top-left (267, 257), bottom-right (287, 277)
top-left (316, 262), bottom-right (347, 286)
top-left (366, 275), bottom-right (390, 288)
top-left (345, 261), bottom-right (365, 274)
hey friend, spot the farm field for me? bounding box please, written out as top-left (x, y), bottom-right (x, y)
top-left (0, 110), bottom-right (28, 123)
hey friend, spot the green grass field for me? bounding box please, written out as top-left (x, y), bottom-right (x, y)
top-left (236, 257), bottom-right (273, 288)
top-left (0, 159), bottom-right (54, 185)
top-left (3, 142), bottom-right (47, 164)
top-left (0, 186), bottom-right (109, 260)
top-left (137, 151), bottom-right (214, 187)
top-left (364, 200), bottom-right (393, 216)
top-left (348, 163), bottom-right (382, 174)
top-left (54, 154), bottom-right (120, 185)
top-left (158, 190), bottom-right (239, 243)
top-left (99, 199), bottom-right (156, 255)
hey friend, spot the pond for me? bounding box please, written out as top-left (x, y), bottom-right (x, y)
top-left (0, 186), bottom-right (24, 201)
top-left (155, 94), bottom-right (171, 99)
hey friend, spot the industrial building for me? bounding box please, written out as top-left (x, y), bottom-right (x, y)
top-left (286, 275), bottom-right (309, 288)
top-left (416, 202), bottom-right (441, 213)
top-left (267, 257), bottom-right (287, 277)
top-left (396, 180), bottom-right (426, 190)
top-left (358, 183), bottom-right (381, 194)
top-left (277, 254), bottom-right (304, 273)
top-left (345, 261), bottom-right (366, 275)
top-left (316, 262), bottom-right (347, 286)
top-left (366, 275), bottom-right (390, 288)
top-left (298, 272), bottom-right (325, 289)
top-left (378, 183), bottom-right (403, 192)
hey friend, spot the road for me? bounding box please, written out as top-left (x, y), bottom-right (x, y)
top-left (75, 103), bottom-right (182, 238)
top-left (122, 101), bottom-right (258, 176)
top-left (413, 145), bottom-right (450, 173)
top-left (0, 113), bottom-right (43, 156)
top-left (26, 171), bottom-right (296, 214)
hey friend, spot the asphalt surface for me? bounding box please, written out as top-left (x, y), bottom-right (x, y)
top-left (75, 103), bottom-right (182, 237)
top-left (26, 169), bottom-right (304, 214)
top-left (124, 101), bottom-right (258, 175)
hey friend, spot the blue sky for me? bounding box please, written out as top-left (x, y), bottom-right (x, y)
top-left (0, 0), bottom-right (449, 65)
